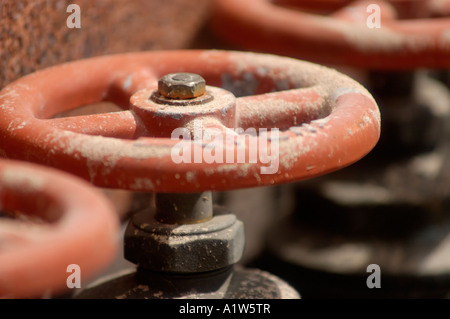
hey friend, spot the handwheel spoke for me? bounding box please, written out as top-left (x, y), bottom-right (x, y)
top-left (46, 110), bottom-right (143, 139)
top-left (236, 87), bottom-right (327, 130)
top-left (104, 69), bottom-right (159, 109)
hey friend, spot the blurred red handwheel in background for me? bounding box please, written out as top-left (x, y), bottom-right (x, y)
top-left (0, 159), bottom-right (119, 298)
top-left (212, 0), bottom-right (450, 69)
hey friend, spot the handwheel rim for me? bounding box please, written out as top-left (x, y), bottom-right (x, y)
top-left (0, 159), bottom-right (119, 298)
top-left (0, 50), bottom-right (380, 192)
top-left (212, 0), bottom-right (450, 69)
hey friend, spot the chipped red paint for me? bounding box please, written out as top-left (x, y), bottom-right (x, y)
top-left (0, 50), bottom-right (380, 192)
top-left (0, 159), bottom-right (119, 298)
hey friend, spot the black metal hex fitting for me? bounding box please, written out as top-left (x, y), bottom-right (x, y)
top-left (124, 206), bottom-right (245, 273)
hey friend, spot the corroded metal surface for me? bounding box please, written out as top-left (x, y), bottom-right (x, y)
top-left (1, 0), bottom-right (212, 88)
top-left (158, 73), bottom-right (207, 99)
top-left (125, 207), bottom-right (245, 273)
top-left (75, 265), bottom-right (300, 299)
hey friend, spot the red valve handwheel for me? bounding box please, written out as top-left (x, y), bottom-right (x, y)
top-left (274, 0), bottom-right (448, 17)
top-left (0, 159), bottom-right (119, 298)
top-left (0, 50), bottom-right (380, 192)
top-left (212, 0), bottom-right (450, 69)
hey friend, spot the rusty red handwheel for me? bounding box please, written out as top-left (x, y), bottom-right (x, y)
top-left (212, 0), bottom-right (450, 69)
top-left (0, 159), bottom-right (119, 298)
top-left (0, 50), bottom-right (380, 192)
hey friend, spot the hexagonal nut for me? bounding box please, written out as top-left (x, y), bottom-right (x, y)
top-left (158, 73), bottom-right (206, 99)
top-left (124, 212), bottom-right (245, 273)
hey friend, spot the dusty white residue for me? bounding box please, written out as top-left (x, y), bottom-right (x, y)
top-left (7, 120), bottom-right (27, 133)
top-left (231, 52), bottom-right (365, 89)
top-left (0, 84), bottom-right (41, 116)
top-left (278, 137), bottom-right (313, 171)
top-left (0, 87), bottom-right (22, 112)
top-left (332, 86), bottom-right (367, 102)
top-left (1, 168), bottom-right (46, 192)
top-left (439, 29), bottom-right (450, 50)
top-left (228, 52), bottom-right (377, 126)
top-left (304, 124), bottom-right (317, 133)
top-left (256, 66), bottom-right (269, 76)
top-left (289, 126), bottom-right (303, 135)
top-left (185, 171), bottom-right (196, 182)
top-left (323, 17), bottom-right (432, 54)
top-left (253, 172), bottom-right (262, 183)
top-left (1, 51), bottom-right (382, 193)
top-left (310, 117), bottom-right (331, 128)
top-left (202, 50), bottom-right (381, 188)
top-left (149, 232), bottom-right (217, 246)
top-left (277, 135), bottom-right (289, 141)
top-left (362, 115), bottom-right (372, 125)
top-left (130, 178), bottom-right (155, 190)
top-left (237, 95), bottom-right (325, 128)
top-left (204, 163), bottom-right (252, 178)
top-left (0, 87), bottom-right (21, 100)
top-left (43, 130), bottom-right (172, 181)
top-left (123, 75), bottom-right (133, 90)
top-left (368, 107), bottom-right (382, 128)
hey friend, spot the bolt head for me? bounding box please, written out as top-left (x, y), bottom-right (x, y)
top-left (158, 73), bottom-right (206, 99)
